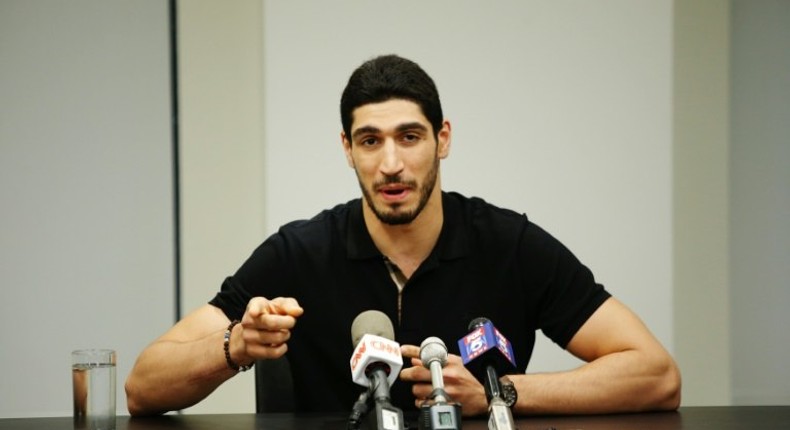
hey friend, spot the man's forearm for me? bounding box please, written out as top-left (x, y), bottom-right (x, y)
top-left (125, 329), bottom-right (236, 416)
top-left (510, 349), bottom-right (681, 415)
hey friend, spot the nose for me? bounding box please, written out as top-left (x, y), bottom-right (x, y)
top-left (379, 139), bottom-right (404, 176)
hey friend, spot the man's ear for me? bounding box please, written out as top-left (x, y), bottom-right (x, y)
top-left (341, 131), bottom-right (355, 168)
top-left (437, 120), bottom-right (452, 159)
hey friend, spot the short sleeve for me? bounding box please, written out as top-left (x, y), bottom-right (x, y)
top-left (208, 233), bottom-right (291, 321)
top-left (521, 221), bottom-right (611, 348)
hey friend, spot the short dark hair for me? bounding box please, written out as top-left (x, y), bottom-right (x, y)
top-left (340, 54), bottom-right (444, 140)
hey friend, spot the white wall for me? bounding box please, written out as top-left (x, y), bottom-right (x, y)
top-left (261, 0), bottom-right (673, 375)
top-left (3, 0), bottom-right (787, 419)
top-left (178, 0), bottom-right (677, 414)
top-left (0, 0), bottom-right (174, 418)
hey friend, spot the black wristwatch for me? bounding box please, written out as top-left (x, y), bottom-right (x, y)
top-left (499, 376), bottom-right (518, 408)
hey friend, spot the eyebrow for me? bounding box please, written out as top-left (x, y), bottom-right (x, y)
top-left (351, 126), bottom-right (381, 141)
top-left (396, 122), bottom-right (429, 134)
top-left (351, 122), bottom-right (429, 141)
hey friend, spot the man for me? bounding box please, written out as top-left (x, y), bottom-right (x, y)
top-left (125, 54), bottom-right (681, 416)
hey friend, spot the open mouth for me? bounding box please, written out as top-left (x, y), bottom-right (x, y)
top-left (377, 184), bottom-right (410, 199)
top-left (383, 188), bottom-right (405, 196)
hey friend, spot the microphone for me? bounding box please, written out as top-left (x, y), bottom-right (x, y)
top-left (458, 318), bottom-right (517, 430)
top-left (420, 337), bottom-right (450, 403)
top-left (417, 337), bottom-right (462, 430)
top-left (348, 310), bottom-right (405, 430)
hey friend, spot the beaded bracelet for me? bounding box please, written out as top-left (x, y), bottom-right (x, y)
top-left (223, 320), bottom-right (254, 372)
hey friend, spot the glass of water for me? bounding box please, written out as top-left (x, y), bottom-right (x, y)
top-left (72, 349), bottom-right (116, 430)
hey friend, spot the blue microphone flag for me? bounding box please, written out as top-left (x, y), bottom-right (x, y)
top-left (457, 319), bottom-right (516, 370)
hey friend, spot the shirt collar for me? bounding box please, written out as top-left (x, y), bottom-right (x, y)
top-left (346, 192), bottom-right (471, 261)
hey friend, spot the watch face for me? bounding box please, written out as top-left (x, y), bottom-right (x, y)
top-left (500, 377), bottom-right (518, 408)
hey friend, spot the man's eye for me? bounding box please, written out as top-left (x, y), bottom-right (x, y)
top-left (360, 137), bottom-right (378, 146)
top-left (402, 133), bottom-right (420, 142)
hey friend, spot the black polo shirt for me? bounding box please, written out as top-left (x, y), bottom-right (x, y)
top-left (210, 191), bottom-right (610, 412)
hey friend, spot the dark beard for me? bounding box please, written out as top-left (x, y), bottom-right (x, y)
top-left (358, 156), bottom-right (439, 226)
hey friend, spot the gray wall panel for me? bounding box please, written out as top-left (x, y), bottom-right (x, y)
top-left (0, 0), bottom-right (174, 417)
top-left (730, 0), bottom-right (790, 405)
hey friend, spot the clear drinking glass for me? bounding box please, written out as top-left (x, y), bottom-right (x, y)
top-left (72, 349), bottom-right (116, 430)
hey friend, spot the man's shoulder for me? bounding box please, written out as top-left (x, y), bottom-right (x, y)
top-left (444, 191), bottom-right (530, 225)
top-left (268, 199), bottom-right (362, 254)
top-left (278, 198), bottom-right (360, 233)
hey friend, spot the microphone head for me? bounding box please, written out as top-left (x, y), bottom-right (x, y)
top-left (468, 317), bottom-right (490, 331)
top-left (419, 336), bottom-right (448, 368)
top-left (351, 310), bottom-right (395, 346)
top-left (349, 310), bottom-right (403, 388)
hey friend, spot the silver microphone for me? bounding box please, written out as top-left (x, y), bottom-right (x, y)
top-left (418, 337), bottom-right (462, 430)
top-left (420, 337), bottom-right (450, 403)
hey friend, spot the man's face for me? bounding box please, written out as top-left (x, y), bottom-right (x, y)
top-left (341, 99), bottom-right (450, 225)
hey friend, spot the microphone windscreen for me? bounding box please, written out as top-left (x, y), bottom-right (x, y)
top-left (351, 310), bottom-right (395, 346)
top-left (468, 317), bottom-right (490, 331)
top-left (419, 336), bottom-right (448, 368)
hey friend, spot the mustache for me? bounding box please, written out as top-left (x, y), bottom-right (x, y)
top-left (373, 175), bottom-right (417, 190)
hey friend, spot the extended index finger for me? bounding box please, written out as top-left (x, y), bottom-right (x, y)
top-left (243, 297), bottom-right (300, 330)
top-left (269, 297), bottom-right (304, 317)
top-left (246, 297), bottom-right (303, 317)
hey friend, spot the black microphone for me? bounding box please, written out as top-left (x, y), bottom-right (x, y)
top-left (348, 310), bottom-right (405, 430)
top-left (417, 337), bottom-right (462, 430)
top-left (457, 318), bottom-right (517, 430)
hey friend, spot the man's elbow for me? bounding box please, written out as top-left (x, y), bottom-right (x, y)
top-left (653, 357), bottom-right (682, 411)
top-left (125, 378), bottom-right (162, 417)
top-left (125, 379), bottom-right (145, 416)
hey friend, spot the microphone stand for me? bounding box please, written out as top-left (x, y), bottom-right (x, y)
top-left (368, 368), bottom-right (405, 430)
top-left (417, 360), bottom-right (462, 430)
top-left (348, 365), bottom-right (405, 430)
top-left (417, 388), bottom-right (463, 430)
top-left (483, 365), bottom-right (515, 430)
top-left (348, 390), bottom-right (371, 430)
top-left (487, 396), bottom-right (516, 430)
